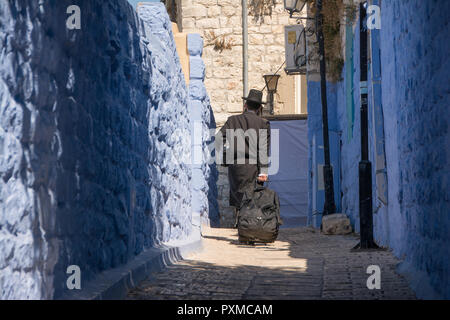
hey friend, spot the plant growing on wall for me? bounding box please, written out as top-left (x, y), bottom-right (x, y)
top-left (248, 0), bottom-right (277, 23)
top-left (344, 2), bottom-right (358, 25)
top-left (255, 0), bottom-right (356, 81)
top-left (204, 31), bottom-right (235, 53)
top-left (306, 0), bottom-right (357, 82)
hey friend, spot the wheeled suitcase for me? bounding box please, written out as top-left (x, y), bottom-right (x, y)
top-left (237, 182), bottom-right (282, 244)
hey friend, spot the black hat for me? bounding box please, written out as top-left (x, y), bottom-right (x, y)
top-left (242, 89), bottom-right (266, 105)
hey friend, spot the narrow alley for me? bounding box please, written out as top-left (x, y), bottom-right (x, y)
top-left (127, 227), bottom-right (416, 300)
top-left (0, 0), bottom-right (448, 303)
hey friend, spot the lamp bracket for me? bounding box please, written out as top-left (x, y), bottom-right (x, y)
top-left (289, 13), bottom-right (315, 20)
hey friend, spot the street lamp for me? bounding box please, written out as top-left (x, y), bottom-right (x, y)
top-left (284, 0), bottom-right (307, 17)
top-left (263, 74), bottom-right (280, 115)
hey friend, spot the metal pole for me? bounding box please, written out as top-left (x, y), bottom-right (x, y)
top-left (242, 0), bottom-right (248, 98)
top-left (269, 91), bottom-right (274, 115)
top-left (354, 2), bottom-right (379, 250)
top-left (315, 0), bottom-right (336, 216)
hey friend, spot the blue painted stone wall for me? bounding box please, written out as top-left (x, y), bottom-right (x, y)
top-left (187, 33), bottom-right (219, 228)
top-left (308, 1), bottom-right (449, 299)
top-left (0, 1), bottom-right (195, 299)
top-left (378, 0), bottom-right (450, 299)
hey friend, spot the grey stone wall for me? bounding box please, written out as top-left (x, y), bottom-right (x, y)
top-left (0, 1), bottom-right (194, 299)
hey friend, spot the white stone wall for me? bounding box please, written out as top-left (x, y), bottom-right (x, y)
top-left (180, 0), bottom-right (301, 126)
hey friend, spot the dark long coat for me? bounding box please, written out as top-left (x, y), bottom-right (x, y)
top-left (219, 110), bottom-right (271, 207)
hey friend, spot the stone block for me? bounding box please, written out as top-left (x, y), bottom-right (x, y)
top-left (189, 80), bottom-right (207, 101)
top-left (248, 45), bottom-right (265, 57)
top-left (196, 18), bottom-right (219, 29)
top-left (278, 15), bottom-right (290, 25)
top-left (249, 34), bottom-right (264, 45)
top-left (207, 6), bottom-right (221, 17)
top-left (227, 103), bottom-right (244, 113)
top-left (190, 101), bottom-right (204, 123)
top-left (259, 25), bottom-right (273, 34)
top-left (264, 34), bottom-right (275, 44)
top-left (271, 25), bottom-right (283, 34)
top-left (221, 6), bottom-right (237, 17)
top-left (228, 16), bottom-right (241, 26)
top-left (190, 56), bottom-right (205, 80)
top-left (183, 5), bottom-right (207, 18)
top-left (219, 17), bottom-right (229, 27)
top-left (321, 214), bottom-right (352, 235)
top-left (187, 33), bottom-right (204, 56)
top-left (183, 18), bottom-right (196, 29)
top-left (266, 45), bottom-right (284, 56)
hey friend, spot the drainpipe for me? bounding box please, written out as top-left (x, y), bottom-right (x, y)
top-left (315, 0), bottom-right (336, 216)
top-left (242, 0), bottom-right (248, 98)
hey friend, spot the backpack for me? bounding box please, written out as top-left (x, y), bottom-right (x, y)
top-left (237, 183), bottom-right (283, 243)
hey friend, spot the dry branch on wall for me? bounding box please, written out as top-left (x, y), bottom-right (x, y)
top-left (204, 31), bottom-right (235, 53)
top-left (248, 0), bottom-right (353, 81)
top-left (248, 0), bottom-right (277, 23)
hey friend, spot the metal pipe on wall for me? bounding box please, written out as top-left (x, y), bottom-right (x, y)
top-left (353, 1), bottom-right (380, 250)
top-left (315, 0), bottom-right (336, 216)
top-left (242, 0), bottom-right (248, 98)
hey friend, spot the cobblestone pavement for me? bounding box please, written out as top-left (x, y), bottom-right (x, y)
top-left (127, 227), bottom-right (417, 300)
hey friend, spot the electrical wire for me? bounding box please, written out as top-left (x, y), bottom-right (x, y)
top-left (260, 23), bottom-right (308, 92)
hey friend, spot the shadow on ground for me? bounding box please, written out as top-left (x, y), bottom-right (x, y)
top-left (127, 228), bottom-right (417, 300)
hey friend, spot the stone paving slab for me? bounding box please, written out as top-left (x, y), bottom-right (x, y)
top-left (127, 227), bottom-right (417, 300)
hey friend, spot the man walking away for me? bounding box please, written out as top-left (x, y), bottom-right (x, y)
top-left (220, 89), bottom-right (271, 229)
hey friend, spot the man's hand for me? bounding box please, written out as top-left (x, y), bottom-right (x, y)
top-left (257, 174), bottom-right (268, 183)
